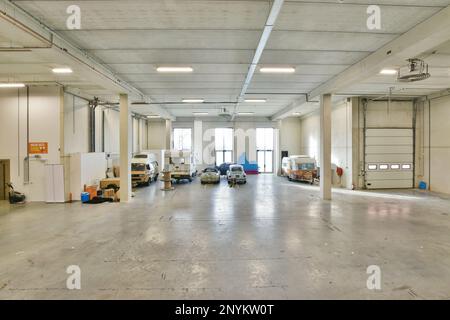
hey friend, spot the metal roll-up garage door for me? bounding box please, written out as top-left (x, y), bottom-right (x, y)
top-left (365, 128), bottom-right (414, 189)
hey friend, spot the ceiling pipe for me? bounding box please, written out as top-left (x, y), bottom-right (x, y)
top-left (0, 8), bottom-right (53, 49)
top-left (232, 0), bottom-right (285, 120)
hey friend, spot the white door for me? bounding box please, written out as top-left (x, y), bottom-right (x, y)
top-left (365, 128), bottom-right (414, 189)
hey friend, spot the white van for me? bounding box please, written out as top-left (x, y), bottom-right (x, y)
top-left (131, 153), bottom-right (159, 186)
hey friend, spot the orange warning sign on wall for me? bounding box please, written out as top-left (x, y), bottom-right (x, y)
top-left (28, 142), bottom-right (48, 154)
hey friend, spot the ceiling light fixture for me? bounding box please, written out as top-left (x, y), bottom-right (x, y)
top-left (0, 83), bottom-right (25, 88)
top-left (244, 99), bottom-right (266, 103)
top-left (293, 112), bottom-right (301, 116)
top-left (147, 115), bottom-right (161, 119)
top-left (157, 66), bottom-right (193, 73)
top-left (237, 112), bottom-right (255, 115)
top-left (379, 69), bottom-right (398, 75)
top-left (182, 99), bottom-right (204, 103)
top-left (52, 67), bottom-right (73, 74)
top-left (193, 112), bottom-right (208, 116)
top-left (260, 67), bottom-right (295, 74)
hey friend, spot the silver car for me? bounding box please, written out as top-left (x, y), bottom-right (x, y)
top-left (200, 167), bottom-right (220, 184)
top-left (227, 165), bottom-right (247, 184)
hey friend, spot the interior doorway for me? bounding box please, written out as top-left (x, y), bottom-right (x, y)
top-left (0, 160), bottom-right (11, 201)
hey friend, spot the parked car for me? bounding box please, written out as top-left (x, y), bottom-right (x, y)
top-left (218, 162), bottom-right (234, 176)
top-left (200, 167), bottom-right (220, 184)
top-left (227, 164), bottom-right (247, 184)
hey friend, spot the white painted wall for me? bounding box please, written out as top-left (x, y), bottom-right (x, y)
top-left (132, 117), bottom-right (139, 153)
top-left (103, 108), bottom-right (120, 154)
top-left (299, 99), bottom-right (353, 188)
top-left (417, 95), bottom-right (450, 194)
top-left (69, 152), bottom-right (107, 200)
top-left (279, 118), bottom-right (302, 156)
top-left (147, 120), bottom-right (167, 150)
top-left (0, 86), bottom-right (61, 201)
top-left (64, 93), bottom-right (89, 154)
top-left (299, 113), bottom-right (320, 161)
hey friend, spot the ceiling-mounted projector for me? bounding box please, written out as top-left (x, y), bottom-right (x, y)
top-left (397, 58), bottom-right (431, 82)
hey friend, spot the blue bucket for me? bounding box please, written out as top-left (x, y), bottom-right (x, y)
top-left (419, 181), bottom-right (427, 190)
top-left (81, 192), bottom-right (90, 203)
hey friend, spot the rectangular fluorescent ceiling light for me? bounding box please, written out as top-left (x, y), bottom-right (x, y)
top-left (157, 66), bottom-right (193, 73)
top-left (238, 112), bottom-right (254, 115)
top-left (182, 99), bottom-right (204, 103)
top-left (193, 112), bottom-right (208, 116)
top-left (0, 83), bottom-right (25, 88)
top-left (260, 67), bottom-right (295, 74)
top-left (380, 69), bottom-right (398, 75)
top-left (52, 67), bottom-right (73, 74)
top-left (244, 99), bottom-right (266, 103)
top-left (147, 115), bottom-right (161, 118)
top-left (293, 112), bottom-right (301, 116)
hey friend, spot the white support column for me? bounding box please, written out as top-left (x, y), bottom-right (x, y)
top-left (165, 119), bottom-right (172, 150)
top-left (320, 93), bottom-right (332, 200)
top-left (120, 94), bottom-right (132, 202)
top-left (194, 120), bottom-right (203, 166)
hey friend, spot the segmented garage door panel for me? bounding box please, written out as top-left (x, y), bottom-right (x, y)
top-left (366, 171), bottom-right (413, 180)
top-left (366, 136), bottom-right (413, 146)
top-left (366, 180), bottom-right (413, 189)
top-left (366, 145), bottom-right (413, 154)
top-left (365, 154), bottom-right (413, 163)
top-left (365, 128), bottom-right (414, 189)
top-left (366, 129), bottom-right (413, 137)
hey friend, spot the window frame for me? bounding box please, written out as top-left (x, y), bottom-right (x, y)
top-left (173, 128), bottom-right (192, 151)
top-left (215, 128), bottom-right (233, 166)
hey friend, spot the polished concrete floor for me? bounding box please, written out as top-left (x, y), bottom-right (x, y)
top-left (1, 175), bottom-right (450, 300)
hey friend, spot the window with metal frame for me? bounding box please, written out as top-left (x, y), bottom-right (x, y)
top-left (173, 128), bottom-right (192, 151)
top-left (215, 128), bottom-right (233, 166)
top-left (256, 128), bottom-right (274, 173)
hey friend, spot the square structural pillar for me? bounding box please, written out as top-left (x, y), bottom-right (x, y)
top-left (194, 120), bottom-right (203, 165)
top-left (320, 93), bottom-right (332, 200)
top-left (120, 94), bottom-right (132, 202)
top-left (165, 119), bottom-right (172, 150)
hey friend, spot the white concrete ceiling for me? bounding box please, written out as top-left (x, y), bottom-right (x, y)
top-left (1, 0), bottom-right (450, 119)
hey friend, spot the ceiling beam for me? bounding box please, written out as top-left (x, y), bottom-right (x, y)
top-left (232, 0), bottom-right (284, 120)
top-left (308, 5), bottom-right (450, 100)
top-left (0, 0), bottom-right (175, 120)
top-left (270, 95), bottom-right (307, 120)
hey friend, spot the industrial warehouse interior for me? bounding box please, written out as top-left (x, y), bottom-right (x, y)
top-left (1, 0), bottom-right (450, 303)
